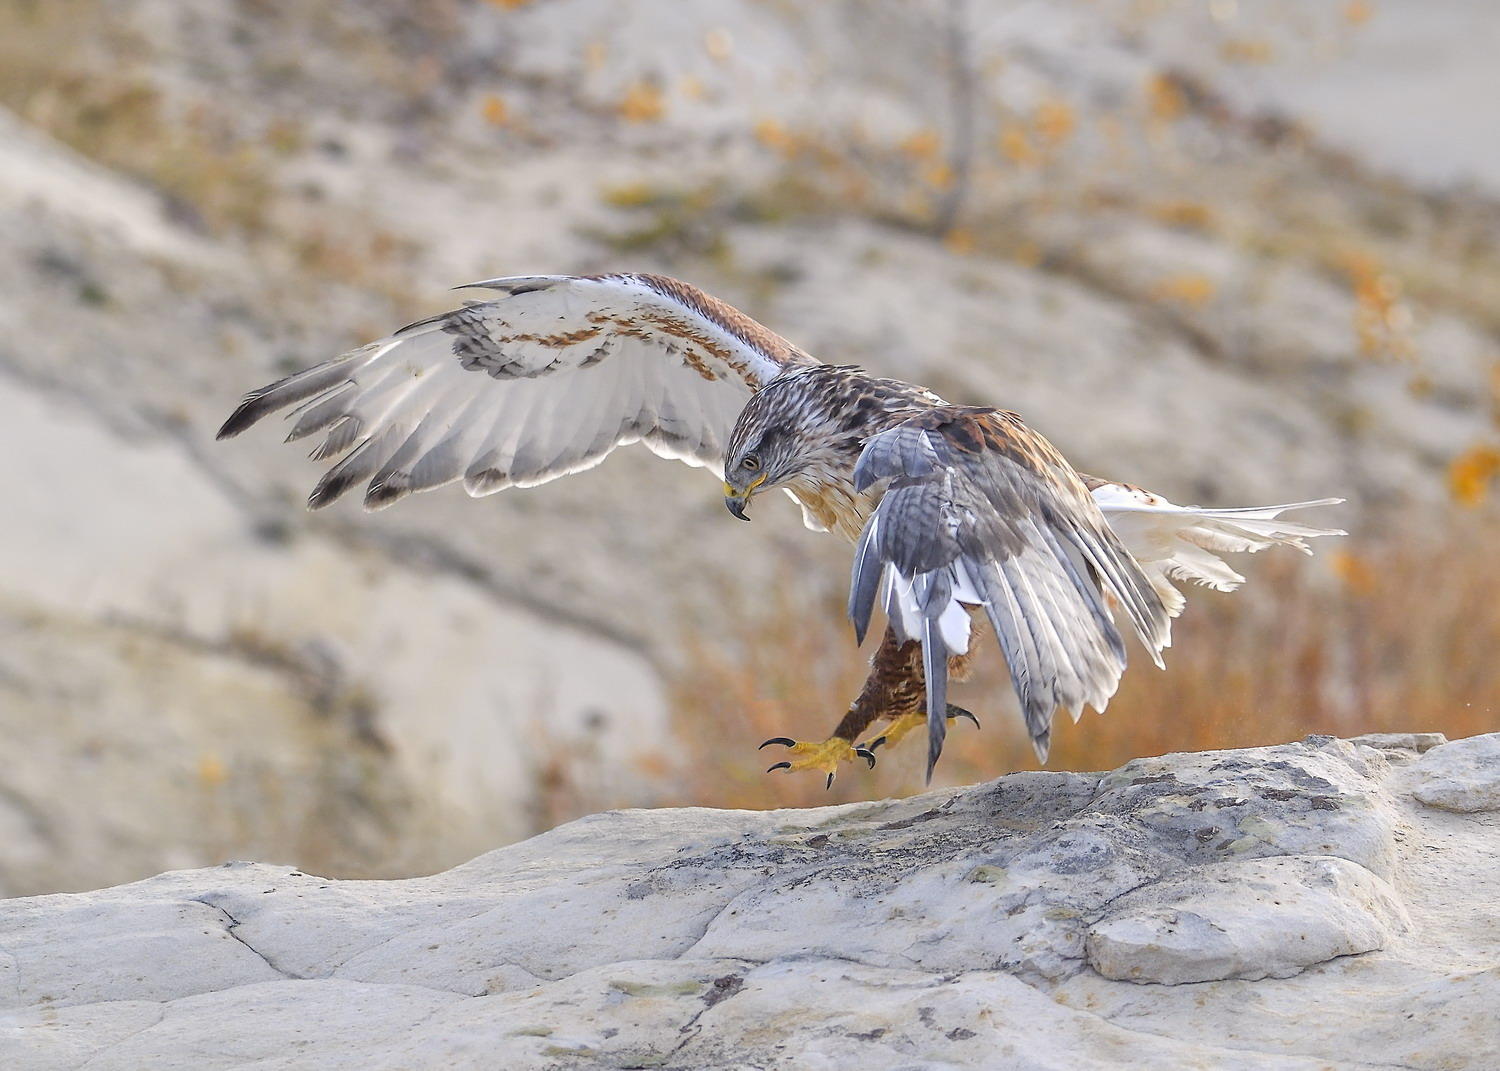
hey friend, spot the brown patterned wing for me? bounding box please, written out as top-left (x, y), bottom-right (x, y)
top-left (849, 407), bottom-right (1170, 775)
top-left (218, 274), bottom-right (814, 509)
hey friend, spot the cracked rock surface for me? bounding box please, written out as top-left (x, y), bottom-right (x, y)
top-left (1, 733), bottom-right (1496, 1070)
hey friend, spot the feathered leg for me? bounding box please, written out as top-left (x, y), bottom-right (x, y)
top-left (761, 624), bottom-right (979, 786)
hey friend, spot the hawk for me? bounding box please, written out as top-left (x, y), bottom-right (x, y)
top-left (219, 273), bottom-right (1343, 784)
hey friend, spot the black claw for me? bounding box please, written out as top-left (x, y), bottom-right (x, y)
top-left (766, 761), bottom-right (792, 773)
top-left (759, 737), bottom-right (797, 750)
top-left (825, 772), bottom-right (835, 790)
top-left (854, 746), bottom-right (877, 769)
top-left (946, 704), bottom-right (981, 730)
top-left (864, 735), bottom-right (889, 752)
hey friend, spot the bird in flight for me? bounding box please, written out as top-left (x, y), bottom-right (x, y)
top-left (219, 273), bottom-right (1343, 784)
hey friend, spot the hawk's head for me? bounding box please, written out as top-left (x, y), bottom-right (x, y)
top-left (721, 366), bottom-right (871, 520)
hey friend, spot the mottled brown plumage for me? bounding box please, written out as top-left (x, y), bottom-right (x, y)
top-left (219, 272), bottom-right (1345, 785)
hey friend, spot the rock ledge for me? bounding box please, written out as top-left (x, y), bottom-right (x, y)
top-left (2, 733), bottom-right (1497, 1070)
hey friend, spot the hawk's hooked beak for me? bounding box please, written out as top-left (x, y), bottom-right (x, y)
top-left (723, 475), bottom-right (765, 521)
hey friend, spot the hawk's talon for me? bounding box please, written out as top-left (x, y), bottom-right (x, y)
top-left (758, 735), bottom-right (873, 785)
top-left (951, 706), bottom-right (981, 730)
top-left (857, 705), bottom-right (981, 755)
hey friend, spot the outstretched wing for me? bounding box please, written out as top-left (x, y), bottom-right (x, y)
top-left (848, 407), bottom-right (1170, 777)
top-left (218, 273), bottom-right (813, 509)
top-left (1086, 479), bottom-right (1345, 616)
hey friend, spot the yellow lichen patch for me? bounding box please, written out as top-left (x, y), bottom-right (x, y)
top-left (618, 81), bottom-right (665, 123)
top-left (1220, 38), bottom-right (1274, 64)
top-left (943, 228), bottom-right (975, 255)
top-left (583, 41), bottom-right (607, 70)
top-left (704, 28), bottom-right (733, 62)
top-left (999, 125), bottom-right (1037, 165)
top-left (263, 118), bottom-right (304, 156)
top-left (754, 117), bottom-right (801, 157)
top-left (922, 161), bottom-right (955, 190)
top-left (1343, 0), bottom-right (1375, 26)
top-left (900, 129), bottom-right (942, 162)
top-left (485, 0), bottom-right (534, 9)
top-left (1151, 200), bottom-right (1217, 232)
top-left (1340, 251), bottom-right (1414, 360)
top-left (1151, 272), bottom-right (1217, 306)
top-left (1033, 97), bottom-right (1076, 147)
top-left (1145, 72), bottom-right (1187, 122)
top-left (480, 94), bottom-right (509, 126)
top-left (1329, 550), bottom-right (1377, 597)
top-left (599, 181), bottom-right (658, 208)
top-left (1448, 444), bottom-right (1500, 506)
top-left (1012, 240), bottom-right (1043, 267)
top-left (198, 753), bottom-right (228, 787)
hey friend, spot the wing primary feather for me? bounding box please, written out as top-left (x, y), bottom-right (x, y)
top-left (364, 403), bottom-right (454, 510)
top-left (284, 383), bottom-right (359, 442)
top-left (988, 560), bottom-right (1057, 758)
top-left (920, 612), bottom-right (949, 785)
top-left (308, 426), bottom-right (402, 510)
top-left (305, 362), bottom-right (420, 462)
top-left (848, 514), bottom-right (884, 645)
top-left (405, 389), bottom-right (494, 493)
top-left (1060, 522), bottom-right (1169, 666)
top-left (217, 346), bottom-right (378, 440)
top-left (1036, 523), bottom-right (1125, 662)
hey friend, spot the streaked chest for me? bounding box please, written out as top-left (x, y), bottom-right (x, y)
top-left (784, 471), bottom-right (883, 542)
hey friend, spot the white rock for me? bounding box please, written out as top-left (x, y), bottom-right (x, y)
top-left (1349, 732), bottom-right (1448, 755)
top-left (1409, 733), bottom-right (1500, 813)
top-left (2, 735), bottom-right (1497, 1070)
top-left (1086, 855), bottom-right (1408, 985)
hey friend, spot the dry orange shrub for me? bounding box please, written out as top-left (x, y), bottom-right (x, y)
top-left (1449, 444), bottom-right (1500, 506)
top-left (617, 81), bottom-right (665, 123)
top-left (637, 513), bottom-right (1500, 815)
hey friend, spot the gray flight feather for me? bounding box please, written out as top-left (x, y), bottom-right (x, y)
top-left (847, 408), bottom-right (1168, 770)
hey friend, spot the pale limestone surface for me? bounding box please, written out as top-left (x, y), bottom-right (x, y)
top-left (2, 734), bottom-right (1496, 1070)
top-left (1407, 734), bottom-right (1500, 814)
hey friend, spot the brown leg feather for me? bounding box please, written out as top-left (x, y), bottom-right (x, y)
top-left (830, 610), bottom-right (985, 741)
top-left (829, 625), bottom-right (925, 742)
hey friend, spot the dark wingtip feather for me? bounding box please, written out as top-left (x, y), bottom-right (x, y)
top-left (217, 354), bottom-right (366, 443)
top-left (307, 469), bottom-right (359, 511)
top-left (216, 394), bottom-right (272, 440)
top-left (363, 478), bottom-right (410, 511)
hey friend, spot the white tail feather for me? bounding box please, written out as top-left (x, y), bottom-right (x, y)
top-left (1092, 485), bottom-right (1345, 618)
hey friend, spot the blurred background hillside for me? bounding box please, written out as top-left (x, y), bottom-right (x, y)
top-left (2, 0), bottom-right (1497, 896)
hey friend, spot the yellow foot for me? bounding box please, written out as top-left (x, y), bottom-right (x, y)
top-left (759, 736), bottom-right (877, 789)
top-left (860, 705), bottom-right (980, 754)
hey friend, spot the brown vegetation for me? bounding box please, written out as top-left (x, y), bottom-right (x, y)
top-left (617, 514), bottom-right (1500, 814)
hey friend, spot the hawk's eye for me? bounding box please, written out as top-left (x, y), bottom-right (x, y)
top-left (741, 456), bottom-right (760, 471)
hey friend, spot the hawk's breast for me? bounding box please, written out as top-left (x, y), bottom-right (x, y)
top-left (785, 474), bottom-right (881, 542)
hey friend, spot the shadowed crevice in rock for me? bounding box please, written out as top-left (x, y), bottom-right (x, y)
top-left (188, 896), bottom-right (299, 982)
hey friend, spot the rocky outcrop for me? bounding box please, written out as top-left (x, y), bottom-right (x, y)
top-left (3, 0), bottom-right (1498, 899)
top-left (3, 733), bottom-right (1496, 1070)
